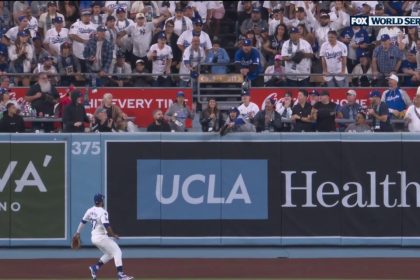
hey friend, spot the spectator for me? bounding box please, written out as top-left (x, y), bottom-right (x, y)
top-left (142, 1), bottom-right (160, 22)
top-left (404, 88), bottom-right (420, 132)
top-left (0, 50), bottom-right (8, 73)
top-left (263, 23), bottom-right (288, 65)
top-left (240, 8), bottom-right (268, 37)
top-left (0, 1), bottom-right (12, 33)
top-left (104, 1), bottom-right (131, 17)
top-left (339, 25), bottom-right (370, 73)
top-left (200, 97), bottom-right (224, 132)
top-left (205, 38), bottom-right (230, 75)
top-left (291, 89), bottom-right (313, 132)
top-left (400, 49), bottom-right (419, 87)
top-left (33, 56), bottom-right (59, 85)
top-left (177, 18), bottom-right (212, 52)
top-left (129, 1), bottom-right (145, 19)
top-left (92, 107), bottom-right (115, 132)
top-left (400, 26), bottom-right (419, 54)
top-left (254, 97), bottom-right (282, 132)
top-left (68, 9), bottom-right (97, 73)
top-left (368, 90), bottom-right (393, 132)
top-left (91, 2), bottom-right (106, 25)
top-left (32, 36), bottom-right (49, 70)
top-left (165, 6), bottom-right (193, 36)
top-left (345, 111), bottom-right (371, 133)
top-left (62, 90), bottom-right (90, 133)
top-left (384, 1), bottom-right (404, 16)
top-left (311, 90), bottom-right (338, 132)
top-left (276, 91), bottom-right (293, 131)
top-left (61, 1), bottom-right (79, 29)
top-left (57, 42), bottom-right (83, 86)
top-left (43, 17), bottom-right (69, 58)
top-left (38, 1), bottom-right (65, 37)
top-left (179, 35), bottom-right (205, 87)
top-left (189, 1), bottom-right (212, 26)
top-left (287, 6), bottom-right (310, 30)
top-left (153, 1), bottom-right (175, 26)
top-left (152, 20), bottom-right (181, 74)
top-left (147, 32), bottom-right (173, 87)
top-left (114, 7), bottom-right (134, 60)
top-left (25, 6), bottom-right (39, 38)
top-left (281, 27), bottom-right (313, 86)
top-left (0, 88), bottom-right (9, 116)
top-left (83, 25), bottom-right (114, 86)
top-left (237, 1), bottom-right (253, 26)
top-left (320, 30), bottom-right (348, 87)
top-left (8, 31), bottom-right (33, 86)
top-left (164, 91), bottom-right (196, 132)
top-left (147, 109), bottom-right (171, 132)
top-left (351, 51), bottom-right (373, 87)
top-left (220, 106), bottom-right (256, 136)
top-left (2, 15), bottom-right (29, 46)
top-left (264, 54), bottom-right (285, 86)
top-left (207, 1), bottom-right (225, 38)
top-left (372, 34), bottom-right (403, 86)
top-left (381, 73), bottom-right (412, 126)
top-left (234, 39), bottom-right (263, 86)
top-left (268, 8), bottom-right (289, 35)
top-left (376, 26), bottom-right (403, 47)
top-left (104, 15), bottom-right (117, 70)
top-left (338, 89), bottom-right (362, 132)
top-left (12, 1), bottom-right (29, 25)
top-left (118, 12), bottom-right (153, 69)
top-left (130, 59), bottom-right (153, 87)
top-left (95, 93), bottom-right (128, 132)
top-left (238, 89), bottom-right (260, 123)
top-left (0, 102), bottom-right (24, 133)
top-left (24, 72), bottom-right (59, 132)
top-left (309, 89), bottom-right (320, 106)
top-left (110, 52), bottom-right (132, 87)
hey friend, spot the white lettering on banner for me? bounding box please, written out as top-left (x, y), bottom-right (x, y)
top-left (155, 174), bottom-right (251, 205)
top-left (0, 201), bottom-right (21, 212)
top-left (89, 99), bottom-right (179, 109)
top-left (282, 171), bottom-right (420, 208)
top-left (0, 160), bottom-right (48, 192)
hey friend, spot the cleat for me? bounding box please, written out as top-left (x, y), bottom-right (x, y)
top-left (117, 272), bottom-right (134, 280)
top-left (89, 265), bottom-right (97, 280)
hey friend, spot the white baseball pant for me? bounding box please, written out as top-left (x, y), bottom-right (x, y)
top-left (91, 235), bottom-right (123, 267)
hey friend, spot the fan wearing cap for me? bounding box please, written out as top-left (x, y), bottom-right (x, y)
top-left (311, 90), bottom-right (339, 132)
top-left (83, 25), bottom-right (114, 79)
top-left (38, 1), bottom-right (65, 37)
top-left (254, 97), bottom-right (282, 132)
top-left (57, 42), bottom-right (83, 86)
top-left (372, 34), bottom-right (403, 86)
top-left (43, 17), bottom-right (69, 57)
top-left (205, 38), bottom-right (230, 75)
top-left (404, 87), bottom-right (420, 132)
top-left (110, 51), bottom-right (132, 87)
top-left (280, 27), bottom-right (313, 86)
top-left (113, 7), bottom-right (134, 59)
top-left (381, 73), bottom-right (412, 122)
top-left (320, 30), bottom-right (348, 87)
top-left (147, 32), bottom-right (173, 86)
top-left (177, 17), bottom-right (212, 52)
top-left (8, 30), bottom-right (33, 76)
top-left (268, 8), bottom-right (290, 36)
top-left (0, 102), bottom-right (24, 133)
top-left (339, 24), bottom-right (370, 73)
top-left (375, 26), bottom-right (403, 47)
top-left (62, 89), bottom-right (90, 133)
top-left (179, 35), bottom-right (205, 85)
top-left (164, 91), bottom-right (196, 132)
top-left (2, 15), bottom-right (29, 46)
top-left (220, 106), bottom-right (256, 135)
top-left (264, 54), bottom-right (285, 86)
top-left (337, 90), bottom-right (362, 131)
top-left (351, 51), bottom-right (373, 86)
top-left (367, 90), bottom-right (393, 132)
top-left (33, 56), bottom-right (59, 85)
top-left (240, 7), bottom-right (268, 37)
top-left (104, 1), bottom-right (131, 17)
top-left (286, 6), bottom-right (309, 31)
top-left (238, 89), bottom-right (260, 121)
top-left (68, 9), bottom-right (97, 71)
top-left (165, 6), bottom-right (193, 36)
top-left (234, 38), bottom-right (263, 85)
top-left (400, 48), bottom-right (419, 87)
top-left (131, 59), bottom-right (153, 87)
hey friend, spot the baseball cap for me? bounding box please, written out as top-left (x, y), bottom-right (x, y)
top-left (310, 89), bottom-right (319, 96)
top-left (116, 51), bottom-right (125, 59)
top-left (375, 3), bottom-right (384, 10)
top-left (176, 91), bottom-right (185, 97)
top-left (229, 106), bottom-right (239, 113)
top-left (290, 27), bottom-right (299, 34)
top-left (360, 51), bottom-right (370, 58)
top-left (136, 59), bottom-right (145, 64)
top-left (362, 2), bottom-right (371, 8)
top-left (93, 193), bottom-right (104, 204)
top-left (53, 17), bottom-right (63, 24)
top-left (17, 30), bottom-right (29, 37)
top-left (116, 7), bottom-right (126, 14)
top-left (18, 15), bottom-right (27, 22)
top-left (241, 89), bottom-right (250, 96)
top-left (387, 73), bottom-right (399, 82)
top-left (274, 54), bottom-right (282, 60)
top-left (158, 32), bottom-right (166, 39)
top-left (97, 108), bottom-right (107, 113)
top-left (96, 25), bottom-right (107, 32)
top-left (369, 90), bottom-right (381, 98)
top-left (243, 39), bottom-right (252, 46)
top-left (81, 9), bottom-right (91, 15)
top-left (261, 27), bottom-right (268, 33)
top-left (347, 89), bottom-right (357, 96)
top-left (296, 7), bottom-right (305, 13)
top-left (320, 90), bottom-right (330, 96)
top-left (42, 55), bottom-right (54, 62)
top-left (381, 34), bottom-right (390, 41)
top-left (252, 7), bottom-right (261, 13)
top-left (193, 18), bottom-right (203, 25)
top-left (0, 87), bottom-right (8, 95)
top-left (136, 13), bottom-right (145, 19)
top-left (175, 6), bottom-right (183, 12)
top-left (320, 12), bottom-right (330, 18)
top-left (47, 1), bottom-right (57, 7)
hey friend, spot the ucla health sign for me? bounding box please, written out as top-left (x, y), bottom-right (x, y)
top-left (136, 160), bottom-right (267, 220)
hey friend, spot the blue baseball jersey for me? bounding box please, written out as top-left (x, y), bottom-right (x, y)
top-left (234, 48), bottom-right (262, 81)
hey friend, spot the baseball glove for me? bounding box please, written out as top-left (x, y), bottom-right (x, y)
top-left (291, 51), bottom-right (305, 64)
top-left (71, 233), bottom-right (81, 249)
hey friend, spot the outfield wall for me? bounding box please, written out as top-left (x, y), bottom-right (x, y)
top-left (1, 133), bottom-right (420, 247)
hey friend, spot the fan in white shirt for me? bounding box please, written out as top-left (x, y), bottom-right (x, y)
top-left (320, 30), bottom-right (348, 87)
top-left (104, 0), bottom-right (131, 16)
top-left (238, 91), bottom-right (260, 122)
top-left (179, 36), bottom-right (205, 82)
top-left (38, 1), bottom-right (65, 36)
top-left (165, 7), bottom-right (193, 36)
top-left (147, 33), bottom-right (173, 79)
top-left (114, 7), bottom-right (135, 53)
top-left (376, 26), bottom-right (402, 45)
top-left (68, 11), bottom-right (97, 60)
top-left (177, 18), bottom-right (212, 52)
top-left (404, 92), bottom-right (420, 132)
top-left (43, 17), bottom-right (69, 57)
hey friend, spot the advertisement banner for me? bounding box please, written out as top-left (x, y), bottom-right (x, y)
top-left (12, 88), bottom-right (193, 128)
top-left (106, 138), bottom-right (420, 240)
top-left (0, 142), bottom-right (66, 239)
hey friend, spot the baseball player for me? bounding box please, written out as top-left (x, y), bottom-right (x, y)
top-left (73, 194), bottom-right (133, 280)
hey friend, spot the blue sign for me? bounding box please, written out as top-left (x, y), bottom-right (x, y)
top-left (137, 160), bottom-right (268, 220)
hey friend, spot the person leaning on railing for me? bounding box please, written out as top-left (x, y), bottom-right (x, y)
top-left (404, 87), bottom-right (420, 132)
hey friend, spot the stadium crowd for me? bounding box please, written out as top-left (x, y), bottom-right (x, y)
top-left (0, 1), bottom-right (419, 133)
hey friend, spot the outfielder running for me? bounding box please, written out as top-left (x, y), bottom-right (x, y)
top-left (73, 193), bottom-right (133, 280)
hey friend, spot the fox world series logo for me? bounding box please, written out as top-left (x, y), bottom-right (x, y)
top-left (350, 16), bottom-right (420, 27)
